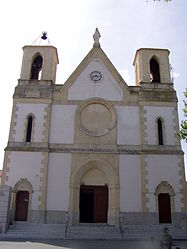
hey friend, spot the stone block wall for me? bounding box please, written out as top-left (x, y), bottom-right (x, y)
top-left (0, 186), bottom-right (12, 233)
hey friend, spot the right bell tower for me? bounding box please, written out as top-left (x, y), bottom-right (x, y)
top-left (133, 48), bottom-right (171, 85)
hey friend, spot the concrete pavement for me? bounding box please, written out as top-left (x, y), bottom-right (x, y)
top-left (0, 239), bottom-right (186, 249)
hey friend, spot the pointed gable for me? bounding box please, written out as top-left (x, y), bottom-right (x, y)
top-left (63, 46), bottom-right (129, 101)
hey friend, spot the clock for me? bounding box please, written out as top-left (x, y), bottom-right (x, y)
top-left (90, 71), bottom-right (103, 82)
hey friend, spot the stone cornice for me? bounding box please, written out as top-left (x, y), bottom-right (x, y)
top-left (5, 142), bottom-right (184, 155)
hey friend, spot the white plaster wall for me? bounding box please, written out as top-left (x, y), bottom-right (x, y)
top-left (68, 58), bottom-right (123, 101)
top-left (116, 106), bottom-right (140, 145)
top-left (49, 105), bottom-right (76, 144)
top-left (5, 152), bottom-right (44, 209)
top-left (144, 106), bottom-right (176, 145)
top-left (14, 103), bottom-right (48, 142)
top-left (119, 155), bottom-right (141, 212)
top-left (46, 153), bottom-right (71, 211)
top-left (145, 155), bottom-right (182, 212)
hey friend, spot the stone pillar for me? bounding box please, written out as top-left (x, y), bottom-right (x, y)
top-left (0, 186), bottom-right (12, 233)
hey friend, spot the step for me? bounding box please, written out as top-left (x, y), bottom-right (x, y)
top-left (66, 225), bottom-right (122, 239)
top-left (2, 222), bottom-right (66, 239)
top-left (121, 225), bottom-right (187, 240)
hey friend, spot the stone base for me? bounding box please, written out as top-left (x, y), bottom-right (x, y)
top-left (120, 212), bottom-right (187, 228)
top-left (19, 210), bottom-right (187, 229)
top-left (120, 212), bottom-right (158, 225)
top-left (0, 186), bottom-right (12, 233)
top-left (45, 211), bottom-right (67, 224)
top-left (28, 210), bottom-right (45, 223)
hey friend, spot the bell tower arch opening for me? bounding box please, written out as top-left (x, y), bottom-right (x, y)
top-left (30, 54), bottom-right (43, 80)
top-left (150, 57), bottom-right (160, 82)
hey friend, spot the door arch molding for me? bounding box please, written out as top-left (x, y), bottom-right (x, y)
top-left (69, 159), bottom-right (119, 226)
top-left (11, 179), bottom-right (33, 222)
top-left (155, 181), bottom-right (175, 223)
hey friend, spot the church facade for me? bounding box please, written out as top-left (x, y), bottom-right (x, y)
top-left (1, 30), bottom-right (187, 229)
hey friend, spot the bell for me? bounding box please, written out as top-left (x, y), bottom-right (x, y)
top-left (41, 32), bottom-right (47, 40)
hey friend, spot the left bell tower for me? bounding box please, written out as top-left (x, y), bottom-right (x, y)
top-left (2, 42), bottom-right (59, 223)
top-left (20, 45), bottom-right (59, 84)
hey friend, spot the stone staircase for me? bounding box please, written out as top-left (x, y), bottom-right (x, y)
top-left (121, 225), bottom-right (187, 241)
top-left (0, 222), bottom-right (186, 240)
top-left (66, 224), bottom-right (122, 239)
top-left (1, 222), bottom-right (66, 239)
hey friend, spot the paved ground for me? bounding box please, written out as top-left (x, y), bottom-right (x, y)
top-left (0, 239), bottom-right (186, 249)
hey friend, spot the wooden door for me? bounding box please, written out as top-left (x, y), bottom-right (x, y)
top-left (79, 185), bottom-right (108, 223)
top-left (94, 186), bottom-right (108, 223)
top-left (158, 193), bottom-right (172, 223)
top-left (15, 191), bottom-right (29, 221)
top-left (80, 187), bottom-right (94, 223)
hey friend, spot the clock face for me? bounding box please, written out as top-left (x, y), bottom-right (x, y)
top-left (90, 71), bottom-right (102, 82)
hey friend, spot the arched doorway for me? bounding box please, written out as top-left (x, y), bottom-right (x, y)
top-left (11, 179), bottom-right (33, 223)
top-left (80, 185), bottom-right (108, 223)
top-left (155, 181), bottom-right (174, 224)
top-left (69, 159), bottom-right (119, 226)
top-left (15, 191), bottom-right (29, 221)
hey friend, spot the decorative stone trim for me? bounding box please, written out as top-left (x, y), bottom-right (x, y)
top-left (11, 178), bottom-right (34, 222)
top-left (75, 98), bottom-right (117, 137)
top-left (13, 178), bottom-right (34, 193)
top-left (69, 154), bottom-right (119, 226)
top-left (141, 155), bottom-right (149, 212)
top-left (9, 104), bottom-right (19, 142)
top-left (139, 106), bottom-right (147, 145)
top-left (172, 108), bottom-right (181, 146)
top-left (178, 155), bottom-right (187, 211)
top-left (154, 181), bottom-right (175, 212)
top-left (42, 104), bottom-right (51, 143)
top-left (38, 152), bottom-right (49, 211)
top-left (5, 142), bottom-right (184, 155)
top-left (1, 152), bottom-right (11, 186)
top-left (14, 97), bottom-right (52, 104)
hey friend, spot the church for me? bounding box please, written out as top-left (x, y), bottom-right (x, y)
top-left (1, 29), bottom-right (187, 236)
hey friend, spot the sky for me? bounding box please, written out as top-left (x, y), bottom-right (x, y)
top-left (0, 0), bottom-right (186, 174)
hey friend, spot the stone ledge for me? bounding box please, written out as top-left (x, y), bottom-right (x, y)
top-left (5, 142), bottom-right (184, 155)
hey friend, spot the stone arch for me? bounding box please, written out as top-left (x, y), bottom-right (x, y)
top-left (13, 178), bottom-right (33, 193)
top-left (81, 167), bottom-right (108, 186)
top-left (155, 181), bottom-right (175, 215)
top-left (71, 159), bottom-right (117, 186)
top-left (30, 53), bottom-right (43, 80)
top-left (155, 181), bottom-right (175, 197)
top-left (69, 159), bottom-right (119, 226)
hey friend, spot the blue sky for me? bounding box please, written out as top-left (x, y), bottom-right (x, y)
top-left (0, 0), bottom-right (186, 173)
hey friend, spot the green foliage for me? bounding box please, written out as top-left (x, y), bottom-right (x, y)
top-left (179, 89), bottom-right (187, 142)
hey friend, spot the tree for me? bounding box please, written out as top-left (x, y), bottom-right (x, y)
top-left (179, 89), bottom-right (187, 142)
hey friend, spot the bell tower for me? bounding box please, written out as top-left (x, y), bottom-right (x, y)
top-left (133, 48), bottom-right (171, 85)
top-left (20, 45), bottom-right (59, 84)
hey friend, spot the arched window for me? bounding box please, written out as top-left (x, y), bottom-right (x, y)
top-left (30, 55), bottom-right (43, 80)
top-left (26, 115), bottom-right (33, 142)
top-left (157, 118), bottom-right (163, 145)
top-left (150, 58), bottom-right (160, 82)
